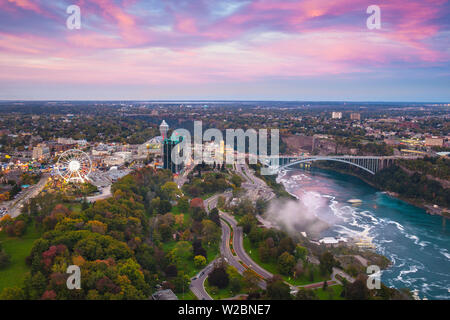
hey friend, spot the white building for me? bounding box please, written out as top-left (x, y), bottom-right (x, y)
top-left (137, 136), bottom-right (163, 159)
top-left (32, 144), bottom-right (50, 160)
top-left (332, 112), bottom-right (342, 119)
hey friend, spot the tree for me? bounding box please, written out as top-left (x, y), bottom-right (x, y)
top-left (0, 287), bottom-right (25, 300)
top-left (158, 200), bottom-right (172, 214)
top-left (294, 245), bottom-right (308, 261)
top-left (209, 207), bottom-right (220, 226)
top-left (193, 239), bottom-right (207, 258)
top-left (191, 207), bottom-right (206, 222)
top-left (208, 264), bottom-right (229, 289)
top-left (202, 220), bottom-right (220, 245)
top-left (243, 269), bottom-right (260, 292)
top-left (227, 265), bottom-right (242, 293)
top-left (172, 271), bottom-right (190, 293)
top-left (266, 276), bottom-right (291, 300)
top-left (278, 251), bottom-right (295, 275)
top-left (161, 181), bottom-right (181, 201)
top-left (194, 255), bottom-right (206, 268)
top-left (13, 220), bottom-right (27, 237)
top-left (238, 214), bottom-right (257, 234)
top-left (345, 275), bottom-right (370, 300)
top-left (295, 288), bottom-right (317, 300)
top-left (319, 251), bottom-right (337, 275)
top-left (231, 174), bottom-right (242, 187)
top-left (178, 196), bottom-right (189, 212)
top-left (169, 241), bottom-right (193, 266)
top-left (165, 265), bottom-right (178, 277)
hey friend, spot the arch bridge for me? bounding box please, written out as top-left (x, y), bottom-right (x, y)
top-left (260, 155), bottom-right (407, 175)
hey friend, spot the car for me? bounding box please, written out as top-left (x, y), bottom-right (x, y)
top-left (192, 277), bottom-right (197, 280)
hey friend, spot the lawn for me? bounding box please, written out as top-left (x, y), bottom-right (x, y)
top-left (66, 203), bottom-right (83, 212)
top-left (178, 290), bottom-right (197, 300)
top-left (314, 285), bottom-right (345, 300)
top-left (162, 240), bottom-right (219, 278)
top-left (204, 276), bottom-right (246, 300)
top-left (0, 223), bottom-right (41, 292)
top-left (243, 236), bottom-right (329, 286)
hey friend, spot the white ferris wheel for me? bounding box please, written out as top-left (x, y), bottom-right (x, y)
top-left (56, 149), bottom-right (92, 183)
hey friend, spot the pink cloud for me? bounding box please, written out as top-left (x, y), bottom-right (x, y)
top-left (0, 0), bottom-right (447, 87)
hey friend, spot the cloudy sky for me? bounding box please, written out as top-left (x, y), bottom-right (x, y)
top-left (0, 0), bottom-right (449, 101)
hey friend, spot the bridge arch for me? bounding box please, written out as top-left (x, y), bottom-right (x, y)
top-left (271, 157), bottom-right (376, 175)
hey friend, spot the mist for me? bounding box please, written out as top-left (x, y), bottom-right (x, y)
top-left (263, 193), bottom-right (330, 238)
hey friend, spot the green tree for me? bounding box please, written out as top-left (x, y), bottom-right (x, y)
top-left (319, 251), bottom-right (337, 275)
top-left (208, 264), bottom-right (229, 289)
top-left (0, 287), bottom-right (25, 300)
top-left (266, 277), bottom-right (291, 300)
top-left (278, 251), bottom-right (295, 275)
top-left (202, 220), bottom-right (221, 245)
top-left (194, 255), bottom-right (207, 268)
top-left (294, 245), bottom-right (308, 261)
top-left (161, 181), bottom-right (181, 201)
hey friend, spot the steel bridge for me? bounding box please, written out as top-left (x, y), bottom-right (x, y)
top-left (260, 155), bottom-right (418, 175)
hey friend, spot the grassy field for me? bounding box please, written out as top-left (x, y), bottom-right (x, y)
top-left (314, 285), bottom-right (345, 300)
top-left (243, 236), bottom-right (328, 285)
top-left (205, 279), bottom-right (235, 300)
top-left (204, 276), bottom-right (246, 300)
top-left (177, 290), bottom-right (197, 300)
top-left (162, 240), bottom-right (219, 278)
top-left (0, 224), bottom-right (41, 292)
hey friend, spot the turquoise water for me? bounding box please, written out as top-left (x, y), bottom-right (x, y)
top-left (278, 168), bottom-right (450, 300)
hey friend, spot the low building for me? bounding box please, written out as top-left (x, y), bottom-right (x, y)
top-left (137, 136), bottom-right (162, 159)
top-left (319, 237), bottom-right (347, 247)
top-left (32, 144), bottom-right (50, 160)
top-left (350, 113), bottom-right (361, 121)
top-left (332, 112), bottom-right (342, 119)
top-left (425, 136), bottom-right (444, 147)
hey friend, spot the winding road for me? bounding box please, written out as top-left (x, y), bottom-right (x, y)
top-left (188, 164), bottom-right (353, 300)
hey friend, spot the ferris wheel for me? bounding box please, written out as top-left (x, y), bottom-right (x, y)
top-left (56, 149), bottom-right (92, 183)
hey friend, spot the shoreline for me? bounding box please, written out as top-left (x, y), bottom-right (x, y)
top-left (310, 164), bottom-right (450, 219)
top-left (271, 169), bottom-right (394, 270)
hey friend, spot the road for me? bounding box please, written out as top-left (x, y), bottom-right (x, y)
top-left (219, 211), bottom-right (272, 284)
top-left (189, 166), bottom-right (350, 299)
top-left (190, 191), bottom-right (259, 300)
top-left (235, 162), bottom-right (275, 202)
top-left (189, 262), bottom-right (215, 300)
top-left (86, 185), bottom-right (111, 203)
top-left (5, 173), bottom-right (50, 218)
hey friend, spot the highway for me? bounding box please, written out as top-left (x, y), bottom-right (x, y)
top-left (220, 211), bottom-right (271, 285)
top-left (4, 173), bottom-right (50, 218)
top-left (188, 163), bottom-right (351, 299)
top-left (190, 191), bottom-right (271, 301)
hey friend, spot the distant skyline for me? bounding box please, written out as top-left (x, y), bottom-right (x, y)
top-left (0, 0), bottom-right (449, 101)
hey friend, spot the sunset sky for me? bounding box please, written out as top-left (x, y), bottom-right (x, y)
top-left (0, 0), bottom-right (449, 101)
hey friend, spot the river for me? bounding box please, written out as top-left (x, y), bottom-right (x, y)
top-left (277, 168), bottom-right (450, 300)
